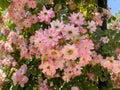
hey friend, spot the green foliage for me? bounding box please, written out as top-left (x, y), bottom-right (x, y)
top-left (0, 0), bottom-right (10, 9)
top-left (108, 16), bottom-right (116, 23)
top-left (47, 64), bottom-right (113, 90)
top-left (91, 28), bottom-right (120, 58)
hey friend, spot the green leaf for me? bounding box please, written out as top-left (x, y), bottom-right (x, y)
top-left (0, 0), bottom-right (10, 10)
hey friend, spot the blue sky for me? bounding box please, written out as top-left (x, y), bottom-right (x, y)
top-left (108, 0), bottom-right (120, 14)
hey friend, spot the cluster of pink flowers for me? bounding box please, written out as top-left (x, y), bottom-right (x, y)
top-left (12, 64), bottom-right (28, 87)
top-left (0, 0), bottom-right (119, 89)
top-left (28, 12), bottom-right (95, 82)
top-left (108, 21), bottom-right (120, 30)
top-left (0, 35), bottom-right (17, 68)
top-left (71, 86), bottom-right (79, 90)
top-left (0, 54), bottom-right (17, 67)
top-left (38, 79), bottom-right (50, 90)
top-left (91, 51), bottom-right (120, 84)
top-left (8, 0), bottom-right (38, 29)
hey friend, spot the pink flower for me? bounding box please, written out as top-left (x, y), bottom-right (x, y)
top-left (69, 12), bottom-right (85, 26)
top-left (12, 0), bottom-right (28, 3)
top-left (14, 2), bottom-right (24, 9)
top-left (30, 15), bottom-right (38, 24)
top-left (62, 73), bottom-right (71, 82)
top-left (87, 73), bottom-right (95, 81)
top-left (0, 69), bottom-right (6, 87)
top-left (41, 29), bottom-right (60, 48)
top-left (20, 44), bottom-right (31, 59)
top-left (117, 54), bottom-right (120, 60)
top-left (78, 39), bottom-right (94, 61)
top-left (7, 31), bottom-right (18, 45)
top-left (54, 59), bottom-right (65, 70)
top-left (0, 41), bottom-right (5, 51)
top-left (0, 41), bottom-right (13, 53)
top-left (18, 64), bottom-right (28, 75)
top-left (79, 58), bottom-right (90, 67)
top-left (62, 44), bottom-right (79, 60)
top-left (115, 48), bottom-right (120, 53)
top-left (101, 57), bottom-right (115, 70)
top-left (68, 1), bottom-right (75, 10)
top-left (28, 0), bottom-right (37, 9)
top-left (38, 79), bottom-right (49, 90)
top-left (50, 20), bottom-right (64, 32)
top-left (87, 21), bottom-right (97, 33)
top-left (73, 65), bottom-right (82, 76)
top-left (1, 27), bottom-right (10, 36)
top-left (38, 6), bottom-right (55, 23)
top-left (12, 0), bottom-right (19, 2)
top-left (62, 24), bottom-right (79, 40)
top-left (22, 19), bottom-right (32, 28)
top-left (112, 61), bottom-right (120, 74)
top-left (19, 9), bottom-right (26, 17)
top-left (93, 12), bottom-right (103, 26)
top-left (71, 86), bottom-right (79, 90)
top-left (18, 76), bottom-right (29, 87)
top-left (100, 36), bottom-right (109, 44)
top-left (12, 64), bottom-right (28, 87)
top-left (49, 0), bottom-right (54, 4)
top-left (79, 26), bottom-right (87, 34)
top-left (91, 52), bottom-right (103, 65)
top-left (39, 60), bottom-right (56, 77)
top-left (47, 49), bottom-right (61, 60)
top-left (102, 8), bottom-right (112, 19)
top-left (1, 55), bottom-right (15, 67)
top-left (4, 42), bottom-right (13, 53)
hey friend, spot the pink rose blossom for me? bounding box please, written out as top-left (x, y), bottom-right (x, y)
top-left (38, 79), bottom-right (49, 90)
top-left (62, 24), bottom-right (79, 40)
top-left (50, 20), bottom-right (64, 32)
top-left (87, 20), bottom-right (97, 33)
top-left (22, 19), bottom-right (32, 28)
top-left (18, 76), bottom-right (29, 87)
top-left (62, 44), bottom-right (79, 60)
top-left (30, 15), bottom-right (38, 24)
top-left (47, 49), bottom-right (61, 60)
top-left (116, 48), bottom-right (120, 53)
top-left (41, 29), bottom-right (60, 48)
top-left (69, 12), bottom-right (85, 26)
top-left (71, 86), bottom-right (79, 90)
top-left (93, 12), bottom-right (103, 26)
top-left (39, 60), bottom-right (56, 77)
top-left (0, 69), bottom-right (6, 87)
top-left (117, 54), bottom-right (120, 60)
top-left (38, 6), bottom-right (55, 23)
top-left (101, 57), bottom-right (115, 70)
top-left (79, 26), bottom-right (87, 34)
top-left (100, 36), bottom-right (109, 44)
top-left (87, 73), bottom-right (95, 81)
top-left (7, 31), bottom-right (18, 45)
top-left (14, 2), bottom-right (24, 9)
top-left (12, 64), bottom-right (28, 87)
top-left (1, 27), bottom-right (10, 36)
top-left (28, 0), bottom-right (37, 9)
top-left (78, 39), bottom-right (94, 61)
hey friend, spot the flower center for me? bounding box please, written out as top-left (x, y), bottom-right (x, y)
top-left (44, 12), bottom-right (48, 16)
top-left (55, 26), bottom-right (59, 29)
top-left (76, 16), bottom-right (79, 20)
top-left (68, 30), bottom-right (72, 34)
top-left (51, 51), bottom-right (57, 55)
top-left (67, 49), bottom-right (73, 55)
top-left (49, 36), bottom-right (53, 39)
